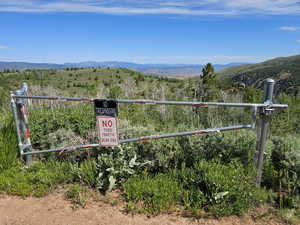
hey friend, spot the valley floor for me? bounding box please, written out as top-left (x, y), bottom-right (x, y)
top-left (0, 192), bottom-right (286, 225)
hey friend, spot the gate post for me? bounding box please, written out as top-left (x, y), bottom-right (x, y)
top-left (15, 83), bottom-right (33, 165)
top-left (10, 92), bottom-right (23, 156)
top-left (254, 78), bottom-right (275, 186)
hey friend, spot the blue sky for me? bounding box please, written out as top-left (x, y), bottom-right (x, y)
top-left (0, 0), bottom-right (300, 64)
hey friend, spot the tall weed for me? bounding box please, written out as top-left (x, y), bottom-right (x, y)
top-left (266, 136), bottom-right (300, 208)
top-left (0, 113), bottom-right (19, 171)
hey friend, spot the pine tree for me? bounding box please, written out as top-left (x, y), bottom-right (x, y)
top-left (197, 63), bottom-right (217, 101)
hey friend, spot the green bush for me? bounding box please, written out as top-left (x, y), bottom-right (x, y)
top-left (131, 139), bottom-right (182, 172)
top-left (188, 131), bottom-right (256, 166)
top-left (123, 160), bottom-right (267, 217)
top-left (0, 160), bottom-right (76, 197)
top-left (130, 131), bottom-right (256, 173)
top-left (78, 159), bottom-right (98, 187)
top-left (267, 136), bottom-right (300, 208)
top-left (75, 145), bottom-right (150, 193)
top-left (123, 173), bottom-right (182, 214)
top-left (29, 104), bottom-right (94, 150)
top-left (172, 160), bottom-right (265, 217)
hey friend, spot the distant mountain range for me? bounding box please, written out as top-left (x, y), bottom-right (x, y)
top-left (2, 54), bottom-right (299, 94)
top-left (0, 61), bottom-right (248, 77)
top-left (0, 61), bottom-right (64, 70)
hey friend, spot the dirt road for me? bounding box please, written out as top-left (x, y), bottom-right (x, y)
top-left (0, 193), bottom-right (286, 225)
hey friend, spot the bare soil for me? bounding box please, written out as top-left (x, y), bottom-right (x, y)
top-left (0, 191), bottom-right (287, 225)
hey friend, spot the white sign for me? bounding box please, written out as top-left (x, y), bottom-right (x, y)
top-left (96, 116), bottom-right (119, 147)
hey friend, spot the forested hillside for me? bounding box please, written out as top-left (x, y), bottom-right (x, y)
top-left (218, 54), bottom-right (300, 95)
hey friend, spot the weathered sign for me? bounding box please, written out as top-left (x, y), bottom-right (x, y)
top-left (94, 99), bottom-right (119, 147)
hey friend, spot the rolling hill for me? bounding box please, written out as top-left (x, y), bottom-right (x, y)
top-left (217, 54), bottom-right (300, 95)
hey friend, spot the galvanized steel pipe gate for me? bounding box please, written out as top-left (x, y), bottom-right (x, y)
top-left (10, 79), bottom-right (288, 186)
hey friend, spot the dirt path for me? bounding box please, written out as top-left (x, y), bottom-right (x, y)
top-left (0, 193), bottom-right (286, 225)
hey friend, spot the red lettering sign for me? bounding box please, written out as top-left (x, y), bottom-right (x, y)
top-left (97, 116), bottom-right (119, 147)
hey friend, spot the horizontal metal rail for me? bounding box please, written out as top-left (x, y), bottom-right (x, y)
top-left (21, 124), bottom-right (252, 156)
top-left (12, 95), bottom-right (288, 108)
top-left (12, 95), bottom-right (92, 102)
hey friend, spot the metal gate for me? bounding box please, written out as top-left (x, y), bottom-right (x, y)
top-left (10, 79), bottom-right (288, 185)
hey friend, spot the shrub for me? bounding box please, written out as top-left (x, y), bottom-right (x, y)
top-left (131, 139), bottom-right (182, 173)
top-left (172, 160), bottom-right (265, 217)
top-left (123, 173), bottom-right (182, 214)
top-left (75, 145), bottom-right (150, 193)
top-left (129, 131), bottom-right (256, 173)
top-left (268, 136), bottom-right (300, 208)
top-left (188, 131), bottom-right (256, 166)
top-left (95, 145), bottom-right (150, 193)
top-left (123, 160), bottom-right (267, 217)
top-left (108, 85), bottom-right (122, 98)
top-left (29, 104), bottom-right (94, 150)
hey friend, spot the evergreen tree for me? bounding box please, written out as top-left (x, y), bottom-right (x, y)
top-left (197, 63), bottom-right (218, 101)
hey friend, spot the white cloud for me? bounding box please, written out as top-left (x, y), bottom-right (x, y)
top-left (296, 40), bottom-right (300, 43)
top-left (0, 0), bottom-right (300, 15)
top-left (0, 2), bottom-right (235, 15)
top-left (0, 45), bottom-right (8, 49)
top-left (279, 26), bottom-right (299, 31)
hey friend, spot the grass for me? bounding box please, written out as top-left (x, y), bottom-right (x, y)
top-left (0, 160), bottom-right (76, 197)
top-left (123, 161), bottom-right (270, 217)
top-left (0, 112), bottom-right (77, 198)
top-left (0, 114), bottom-right (19, 172)
top-left (279, 208), bottom-right (300, 225)
top-left (65, 184), bottom-right (89, 208)
top-left (123, 173), bottom-right (182, 214)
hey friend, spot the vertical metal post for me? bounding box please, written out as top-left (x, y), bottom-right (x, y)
top-left (10, 92), bottom-right (24, 156)
top-left (254, 78), bottom-right (275, 186)
top-left (15, 83), bottom-right (33, 165)
top-left (22, 83), bottom-right (33, 165)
